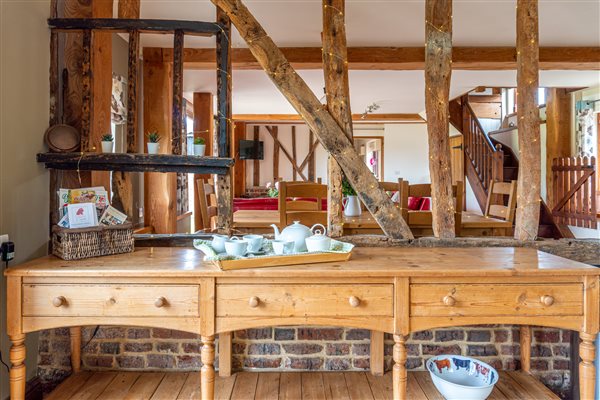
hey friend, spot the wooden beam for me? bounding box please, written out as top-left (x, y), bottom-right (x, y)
top-left (545, 88), bottom-right (572, 208)
top-left (193, 92), bottom-right (215, 229)
top-left (308, 130), bottom-right (316, 181)
top-left (118, 0), bottom-right (140, 19)
top-left (211, 0), bottom-right (413, 239)
top-left (144, 46), bottom-right (600, 70)
top-left (143, 57), bottom-right (177, 234)
top-left (215, 6), bottom-right (233, 233)
top-left (273, 125), bottom-right (280, 182)
top-left (253, 126), bottom-right (261, 186)
top-left (62, 0), bottom-right (93, 190)
top-left (49, 0), bottom-right (59, 232)
top-left (265, 126), bottom-right (308, 181)
top-left (232, 113), bottom-right (424, 122)
top-left (299, 138), bottom-right (320, 173)
top-left (172, 30), bottom-right (184, 155)
top-left (90, 0), bottom-right (114, 196)
top-left (292, 125), bottom-right (297, 181)
top-left (514, 0), bottom-right (541, 241)
top-left (425, 0), bottom-right (455, 239)
top-left (81, 29), bottom-right (93, 151)
top-left (112, 0), bottom-right (140, 221)
top-left (323, 0), bottom-right (354, 238)
top-left (48, 18), bottom-right (221, 36)
top-left (232, 122), bottom-right (246, 197)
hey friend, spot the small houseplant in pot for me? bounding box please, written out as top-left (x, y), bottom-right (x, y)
top-left (342, 177), bottom-right (361, 217)
top-left (101, 134), bottom-right (114, 153)
top-left (146, 131), bottom-right (161, 154)
top-left (193, 137), bottom-right (206, 156)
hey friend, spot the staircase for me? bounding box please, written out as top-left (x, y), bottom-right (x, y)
top-left (449, 95), bottom-right (562, 238)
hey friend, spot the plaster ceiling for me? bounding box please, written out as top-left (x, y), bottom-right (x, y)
top-left (184, 70), bottom-right (600, 114)
top-left (125, 0), bottom-right (600, 114)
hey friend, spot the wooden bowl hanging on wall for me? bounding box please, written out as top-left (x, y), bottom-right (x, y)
top-left (44, 124), bottom-right (80, 152)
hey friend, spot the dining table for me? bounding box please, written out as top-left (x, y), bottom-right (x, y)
top-left (232, 209), bottom-right (514, 236)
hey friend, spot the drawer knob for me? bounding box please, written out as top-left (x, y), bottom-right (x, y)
top-left (349, 296), bottom-right (361, 308)
top-left (541, 295), bottom-right (555, 306)
top-left (249, 296), bottom-right (260, 308)
top-left (443, 295), bottom-right (456, 306)
top-left (52, 296), bottom-right (66, 308)
top-left (154, 297), bottom-right (168, 308)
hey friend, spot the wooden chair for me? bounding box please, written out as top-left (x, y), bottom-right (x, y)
top-left (398, 179), bottom-right (464, 235)
top-left (196, 178), bottom-right (217, 231)
top-left (278, 181), bottom-right (327, 227)
top-left (485, 180), bottom-right (518, 223)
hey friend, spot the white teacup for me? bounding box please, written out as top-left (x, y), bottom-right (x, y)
top-left (272, 240), bottom-right (295, 255)
top-left (243, 234), bottom-right (264, 253)
top-left (211, 234), bottom-right (228, 253)
top-left (224, 237), bottom-right (248, 257)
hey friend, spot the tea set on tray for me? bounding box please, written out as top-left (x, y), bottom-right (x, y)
top-left (210, 221), bottom-right (331, 257)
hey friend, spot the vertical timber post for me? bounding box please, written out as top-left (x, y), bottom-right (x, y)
top-left (425, 0), bottom-right (455, 239)
top-left (216, 6), bottom-right (233, 233)
top-left (514, 0), bottom-right (541, 240)
top-left (323, 0), bottom-right (353, 238)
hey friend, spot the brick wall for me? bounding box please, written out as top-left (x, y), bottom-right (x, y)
top-left (37, 325), bottom-right (573, 397)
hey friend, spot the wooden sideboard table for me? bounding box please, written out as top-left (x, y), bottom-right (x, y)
top-left (5, 247), bottom-right (599, 399)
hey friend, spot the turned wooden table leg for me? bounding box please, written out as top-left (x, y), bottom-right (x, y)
top-left (201, 335), bottom-right (216, 400)
top-left (9, 334), bottom-right (26, 400)
top-left (70, 326), bottom-right (82, 373)
top-left (580, 332), bottom-right (597, 400)
top-left (393, 334), bottom-right (407, 400)
top-left (519, 325), bottom-right (531, 373)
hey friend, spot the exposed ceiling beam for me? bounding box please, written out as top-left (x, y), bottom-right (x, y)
top-left (232, 113), bottom-right (424, 123)
top-left (143, 46), bottom-right (600, 70)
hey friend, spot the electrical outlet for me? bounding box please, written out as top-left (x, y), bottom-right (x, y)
top-left (0, 234), bottom-right (8, 245)
top-left (138, 207), bottom-right (144, 219)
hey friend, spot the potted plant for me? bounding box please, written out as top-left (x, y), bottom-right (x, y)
top-left (193, 137), bottom-right (206, 156)
top-left (342, 177), bottom-right (361, 217)
top-left (101, 134), bottom-right (114, 153)
top-left (146, 131), bottom-right (161, 154)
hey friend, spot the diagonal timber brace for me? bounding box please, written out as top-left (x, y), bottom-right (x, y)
top-left (211, 0), bottom-right (413, 239)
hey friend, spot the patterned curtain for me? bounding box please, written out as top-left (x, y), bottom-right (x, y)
top-left (111, 74), bottom-right (127, 124)
top-left (575, 107), bottom-right (597, 158)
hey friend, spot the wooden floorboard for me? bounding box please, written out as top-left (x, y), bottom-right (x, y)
top-left (344, 372), bottom-right (374, 400)
top-left (46, 370), bottom-right (560, 400)
top-left (96, 372), bottom-right (140, 400)
top-left (279, 372), bottom-right (302, 400)
top-left (150, 372), bottom-right (188, 399)
top-left (255, 372), bottom-right (280, 400)
top-left (322, 372), bottom-right (350, 400)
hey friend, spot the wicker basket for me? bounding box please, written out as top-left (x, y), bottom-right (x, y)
top-left (52, 223), bottom-right (134, 260)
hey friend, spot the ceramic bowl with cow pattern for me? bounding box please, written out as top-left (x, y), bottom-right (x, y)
top-left (426, 355), bottom-right (498, 400)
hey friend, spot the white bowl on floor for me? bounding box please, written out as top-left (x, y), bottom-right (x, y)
top-left (426, 355), bottom-right (499, 400)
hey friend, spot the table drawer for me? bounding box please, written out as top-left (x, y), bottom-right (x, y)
top-left (22, 284), bottom-right (199, 317)
top-left (217, 284), bottom-right (393, 317)
top-left (410, 283), bottom-right (583, 317)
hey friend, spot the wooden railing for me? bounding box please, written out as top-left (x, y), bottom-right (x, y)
top-left (461, 98), bottom-right (504, 192)
top-left (552, 156), bottom-right (597, 229)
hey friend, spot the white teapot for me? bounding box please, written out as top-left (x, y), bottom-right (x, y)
top-left (271, 221), bottom-right (326, 253)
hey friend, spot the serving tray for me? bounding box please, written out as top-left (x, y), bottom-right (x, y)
top-left (193, 239), bottom-right (353, 271)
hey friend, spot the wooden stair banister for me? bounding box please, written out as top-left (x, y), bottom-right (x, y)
top-left (453, 96), bottom-right (504, 212)
top-left (450, 94), bottom-right (564, 239)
